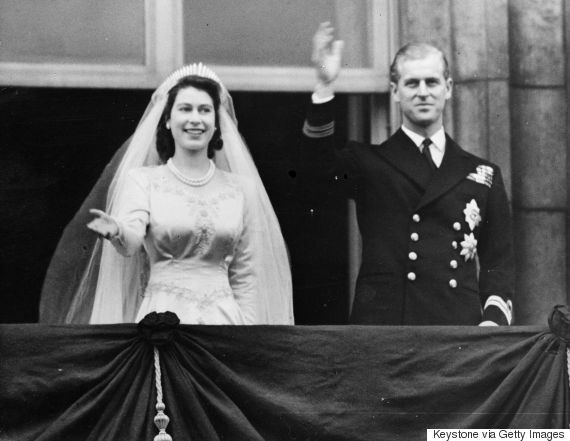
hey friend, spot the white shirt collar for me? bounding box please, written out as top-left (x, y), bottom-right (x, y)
top-left (401, 125), bottom-right (446, 152)
top-left (401, 125), bottom-right (446, 167)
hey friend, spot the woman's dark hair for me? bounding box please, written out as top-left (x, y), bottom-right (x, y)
top-left (156, 75), bottom-right (224, 162)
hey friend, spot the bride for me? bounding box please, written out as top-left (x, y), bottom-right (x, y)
top-left (39, 64), bottom-right (294, 325)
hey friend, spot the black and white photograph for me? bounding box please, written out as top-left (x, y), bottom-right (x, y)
top-left (1, 0), bottom-right (569, 439)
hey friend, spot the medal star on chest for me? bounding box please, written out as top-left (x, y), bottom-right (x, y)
top-left (463, 199), bottom-right (481, 231)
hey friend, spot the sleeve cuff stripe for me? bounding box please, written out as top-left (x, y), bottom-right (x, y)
top-left (303, 121), bottom-right (335, 138)
top-left (303, 120), bottom-right (334, 132)
top-left (484, 296), bottom-right (512, 325)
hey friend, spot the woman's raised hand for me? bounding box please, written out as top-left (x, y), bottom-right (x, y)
top-left (312, 21), bottom-right (344, 85)
top-left (87, 209), bottom-right (119, 240)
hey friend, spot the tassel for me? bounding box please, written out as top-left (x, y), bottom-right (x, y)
top-left (153, 347), bottom-right (173, 441)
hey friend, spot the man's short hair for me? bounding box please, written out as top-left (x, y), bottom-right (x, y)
top-left (390, 43), bottom-right (450, 83)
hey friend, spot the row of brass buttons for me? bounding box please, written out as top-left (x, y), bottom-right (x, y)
top-left (408, 213), bottom-right (461, 288)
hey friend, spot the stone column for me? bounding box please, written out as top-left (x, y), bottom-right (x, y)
top-left (450, 0), bottom-right (511, 194)
top-left (509, 0), bottom-right (567, 324)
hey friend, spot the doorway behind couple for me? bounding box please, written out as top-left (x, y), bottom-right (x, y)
top-left (0, 87), bottom-right (350, 324)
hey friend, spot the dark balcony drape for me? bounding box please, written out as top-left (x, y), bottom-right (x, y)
top-left (1, 308), bottom-right (569, 441)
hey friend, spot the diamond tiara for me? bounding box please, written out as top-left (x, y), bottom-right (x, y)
top-left (156, 62), bottom-right (227, 98)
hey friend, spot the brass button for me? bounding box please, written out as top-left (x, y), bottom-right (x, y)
top-left (410, 232), bottom-right (419, 242)
top-left (450, 260), bottom-right (458, 269)
top-left (449, 279), bottom-right (457, 288)
top-left (452, 241), bottom-right (458, 249)
top-left (453, 222), bottom-right (461, 231)
top-left (407, 272), bottom-right (416, 281)
top-left (408, 252), bottom-right (418, 261)
top-left (412, 214), bottom-right (421, 223)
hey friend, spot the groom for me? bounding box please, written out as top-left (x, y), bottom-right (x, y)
top-left (300, 23), bottom-right (514, 326)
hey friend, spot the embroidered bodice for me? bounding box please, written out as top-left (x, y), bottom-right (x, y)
top-left (110, 164), bottom-right (256, 324)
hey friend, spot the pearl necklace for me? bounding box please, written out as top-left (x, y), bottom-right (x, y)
top-left (167, 158), bottom-right (216, 187)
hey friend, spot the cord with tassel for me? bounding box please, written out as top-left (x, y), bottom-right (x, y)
top-left (153, 347), bottom-right (172, 441)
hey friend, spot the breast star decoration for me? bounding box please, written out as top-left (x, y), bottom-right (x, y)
top-left (460, 199), bottom-right (481, 261)
top-left (460, 233), bottom-right (478, 261)
top-left (463, 199), bottom-right (481, 231)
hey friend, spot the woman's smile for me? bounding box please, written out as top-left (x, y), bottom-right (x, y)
top-left (168, 86), bottom-right (216, 153)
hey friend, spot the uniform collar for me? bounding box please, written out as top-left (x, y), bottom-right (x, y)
top-left (401, 125), bottom-right (446, 154)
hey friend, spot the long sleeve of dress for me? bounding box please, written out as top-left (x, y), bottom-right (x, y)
top-left (109, 169), bottom-right (150, 257)
top-left (228, 181), bottom-right (258, 325)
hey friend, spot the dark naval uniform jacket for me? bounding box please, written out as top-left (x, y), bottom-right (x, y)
top-left (301, 98), bottom-right (514, 325)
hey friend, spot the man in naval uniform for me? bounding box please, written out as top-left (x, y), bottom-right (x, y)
top-left (300, 23), bottom-right (514, 325)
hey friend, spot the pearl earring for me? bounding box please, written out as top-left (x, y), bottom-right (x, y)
top-left (166, 122), bottom-right (171, 130)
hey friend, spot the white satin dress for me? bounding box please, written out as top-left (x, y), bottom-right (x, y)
top-left (109, 165), bottom-right (257, 324)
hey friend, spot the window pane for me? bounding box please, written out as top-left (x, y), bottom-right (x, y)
top-left (183, 0), bottom-right (372, 68)
top-left (0, 0), bottom-right (145, 64)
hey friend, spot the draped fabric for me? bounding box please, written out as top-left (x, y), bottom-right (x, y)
top-left (39, 143), bottom-right (128, 324)
top-left (1, 310), bottom-right (569, 440)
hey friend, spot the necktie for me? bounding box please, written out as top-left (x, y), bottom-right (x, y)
top-left (421, 138), bottom-right (436, 172)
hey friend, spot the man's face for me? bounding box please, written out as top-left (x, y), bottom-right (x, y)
top-left (390, 53), bottom-right (452, 135)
